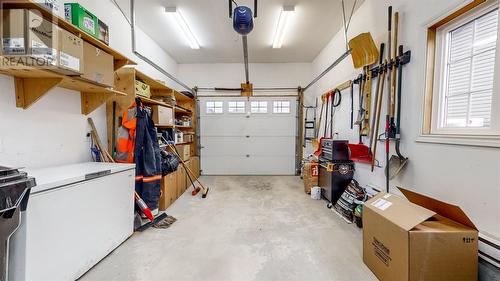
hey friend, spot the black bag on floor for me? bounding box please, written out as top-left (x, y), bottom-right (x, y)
top-left (333, 180), bottom-right (366, 223)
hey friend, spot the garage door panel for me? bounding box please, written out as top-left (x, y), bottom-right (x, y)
top-left (199, 97), bottom-right (297, 175)
top-left (201, 155), bottom-right (295, 175)
top-left (201, 116), bottom-right (295, 137)
top-left (201, 137), bottom-right (296, 156)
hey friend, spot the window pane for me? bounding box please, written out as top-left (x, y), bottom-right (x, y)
top-left (228, 101), bottom-right (245, 113)
top-left (206, 101), bottom-right (223, 114)
top-left (445, 95), bottom-right (468, 127)
top-left (273, 101), bottom-right (291, 113)
top-left (450, 23), bottom-right (473, 62)
top-left (441, 8), bottom-right (498, 129)
top-left (473, 9), bottom-right (498, 53)
top-left (470, 89), bottom-right (492, 127)
top-left (448, 58), bottom-right (471, 96)
top-left (251, 101), bottom-right (268, 113)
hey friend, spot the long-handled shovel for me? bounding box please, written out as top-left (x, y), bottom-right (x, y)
top-left (371, 60), bottom-right (387, 172)
top-left (388, 44), bottom-right (409, 179)
top-left (389, 12), bottom-right (399, 139)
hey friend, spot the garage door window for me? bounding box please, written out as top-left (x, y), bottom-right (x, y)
top-left (206, 101), bottom-right (223, 114)
top-left (273, 101), bottom-right (291, 114)
top-left (228, 101), bottom-right (246, 113)
top-left (251, 101), bottom-right (268, 113)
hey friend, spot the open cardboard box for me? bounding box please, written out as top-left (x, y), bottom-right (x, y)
top-left (363, 187), bottom-right (478, 281)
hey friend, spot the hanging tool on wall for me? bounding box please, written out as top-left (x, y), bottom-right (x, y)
top-left (361, 66), bottom-right (372, 136)
top-left (369, 42), bottom-right (385, 156)
top-left (383, 7), bottom-right (396, 193)
top-left (388, 45), bottom-right (410, 179)
top-left (371, 60), bottom-right (388, 172)
top-left (350, 79), bottom-right (354, 130)
top-left (349, 74), bottom-right (371, 164)
top-left (389, 11), bottom-right (399, 139)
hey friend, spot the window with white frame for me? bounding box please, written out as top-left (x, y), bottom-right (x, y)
top-left (228, 101), bottom-right (246, 113)
top-left (206, 101), bottom-right (223, 114)
top-left (433, 4), bottom-right (499, 135)
top-left (250, 101), bottom-right (268, 113)
top-left (273, 101), bottom-right (291, 114)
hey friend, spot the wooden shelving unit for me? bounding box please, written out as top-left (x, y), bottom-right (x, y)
top-left (0, 1), bottom-right (136, 115)
top-left (107, 67), bottom-right (180, 150)
top-left (0, 0), bottom-right (134, 69)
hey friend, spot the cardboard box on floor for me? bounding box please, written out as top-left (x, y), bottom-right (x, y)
top-left (363, 187), bottom-right (478, 281)
top-left (303, 162), bottom-right (318, 194)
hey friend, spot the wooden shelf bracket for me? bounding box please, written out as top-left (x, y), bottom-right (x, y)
top-left (15, 77), bottom-right (62, 109)
top-left (81, 92), bottom-right (114, 115)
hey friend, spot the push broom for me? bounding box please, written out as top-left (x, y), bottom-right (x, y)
top-left (162, 136), bottom-right (210, 198)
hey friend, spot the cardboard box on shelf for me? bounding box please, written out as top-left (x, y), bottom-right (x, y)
top-left (135, 80), bottom-right (151, 98)
top-left (56, 28), bottom-right (83, 75)
top-left (97, 19), bottom-right (109, 45)
top-left (34, 0), bottom-right (61, 16)
top-left (151, 105), bottom-right (173, 126)
top-left (1, 9), bottom-right (58, 66)
top-left (64, 3), bottom-right (98, 38)
top-left (363, 187), bottom-right (478, 281)
top-left (81, 41), bottom-right (114, 87)
top-left (183, 134), bottom-right (193, 143)
top-left (175, 144), bottom-right (190, 162)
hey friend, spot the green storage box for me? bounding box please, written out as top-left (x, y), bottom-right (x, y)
top-left (64, 3), bottom-right (98, 38)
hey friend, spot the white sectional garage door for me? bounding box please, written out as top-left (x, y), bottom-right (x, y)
top-left (199, 97), bottom-right (297, 175)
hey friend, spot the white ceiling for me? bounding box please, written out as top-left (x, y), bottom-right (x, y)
top-left (116, 0), bottom-right (361, 64)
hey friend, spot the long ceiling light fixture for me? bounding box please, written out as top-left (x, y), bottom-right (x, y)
top-left (272, 5), bottom-right (295, 48)
top-left (165, 7), bottom-right (200, 49)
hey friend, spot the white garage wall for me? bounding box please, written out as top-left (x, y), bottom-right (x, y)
top-left (178, 63), bottom-right (312, 91)
top-left (308, 0), bottom-right (500, 241)
top-left (0, 0), bottom-right (181, 168)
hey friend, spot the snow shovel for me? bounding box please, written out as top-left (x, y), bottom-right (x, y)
top-left (311, 32), bottom-right (379, 153)
top-left (388, 45), bottom-right (408, 179)
top-left (349, 32), bottom-right (378, 136)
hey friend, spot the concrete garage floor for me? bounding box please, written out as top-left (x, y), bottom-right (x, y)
top-left (80, 176), bottom-right (378, 281)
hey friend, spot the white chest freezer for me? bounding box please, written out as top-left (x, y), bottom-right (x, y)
top-left (8, 162), bottom-right (135, 281)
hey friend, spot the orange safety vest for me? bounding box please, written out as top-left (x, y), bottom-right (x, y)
top-left (115, 103), bottom-right (137, 163)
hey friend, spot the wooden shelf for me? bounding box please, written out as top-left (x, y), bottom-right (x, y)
top-left (0, 62), bottom-right (126, 115)
top-left (1, 0), bottom-right (136, 69)
top-left (174, 90), bottom-right (193, 103)
top-left (176, 125), bottom-right (193, 130)
top-left (135, 70), bottom-right (173, 93)
top-left (155, 124), bottom-right (174, 129)
top-left (138, 96), bottom-right (172, 108)
top-left (175, 141), bottom-right (192, 145)
top-left (174, 107), bottom-right (192, 114)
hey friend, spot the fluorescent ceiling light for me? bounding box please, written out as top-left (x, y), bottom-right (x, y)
top-left (165, 7), bottom-right (200, 49)
top-left (272, 5), bottom-right (295, 49)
